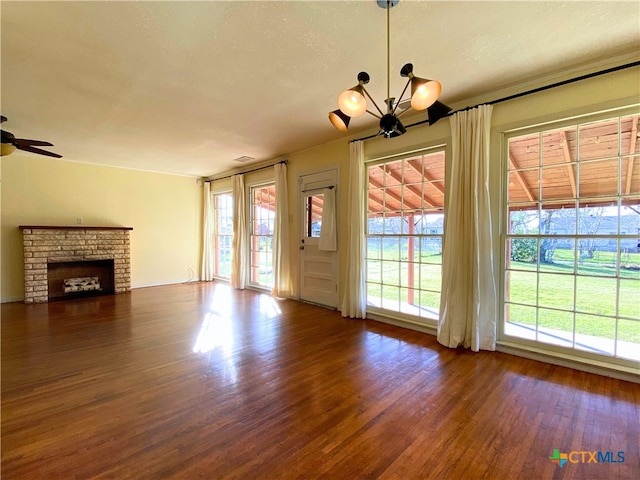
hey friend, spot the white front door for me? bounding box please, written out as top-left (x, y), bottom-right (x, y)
top-left (298, 170), bottom-right (339, 308)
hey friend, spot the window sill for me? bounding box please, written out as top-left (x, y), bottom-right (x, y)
top-left (497, 339), bottom-right (640, 383)
top-left (366, 307), bottom-right (438, 336)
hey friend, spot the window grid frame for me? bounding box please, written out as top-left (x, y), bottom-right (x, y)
top-left (248, 182), bottom-right (275, 289)
top-left (365, 148), bottom-right (446, 322)
top-left (212, 191), bottom-right (233, 280)
top-left (503, 110), bottom-right (640, 364)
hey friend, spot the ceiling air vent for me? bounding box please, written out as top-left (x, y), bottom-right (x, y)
top-left (233, 156), bottom-right (254, 163)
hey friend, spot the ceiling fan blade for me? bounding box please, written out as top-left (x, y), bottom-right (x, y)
top-left (15, 138), bottom-right (54, 147)
top-left (0, 115), bottom-right (7, 123)
top-left (1, 129), bottom-right (15, 143)
top-left (16, 144), bottom-right (62, 158)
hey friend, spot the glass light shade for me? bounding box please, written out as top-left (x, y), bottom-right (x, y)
top-left (328, 110), bottom-right (350, 132)
top-left (337, 86), bottom-right (367, 117)
top-left (410, 77), bottom-right (442, 111)
top-left (0, 143), bottom-right (16, 156)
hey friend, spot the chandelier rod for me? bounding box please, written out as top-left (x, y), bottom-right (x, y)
top-left (362, 89), bottom-right (385, 117)
top-left (392, 79), bottom-right (411, 116)
top-left (386, 0), bottom-right (391, 113)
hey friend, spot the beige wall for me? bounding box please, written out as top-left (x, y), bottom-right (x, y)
top-left (285, 141), bottom-right (350, 298)
top-left (208, 150), bottom-right (351, 299)
top-left (1, 155), bottom-right (202, 302)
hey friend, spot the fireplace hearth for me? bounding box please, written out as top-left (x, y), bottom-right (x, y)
top-left (20, 226), bottom-right (132, 303)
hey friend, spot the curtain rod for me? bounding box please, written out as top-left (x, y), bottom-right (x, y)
top-left (351, 60), bottom-right (640, 143)
top-left (206, 160), bottom-right (287, 183)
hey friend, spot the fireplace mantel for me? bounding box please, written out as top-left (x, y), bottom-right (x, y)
top-left (20, 226), bottom-right (132, 303)
top-left (20, 225), bottom-right (133, 230)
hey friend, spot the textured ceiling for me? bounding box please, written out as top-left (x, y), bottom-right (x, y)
top-left (1, 1), bottom-right (639, 177)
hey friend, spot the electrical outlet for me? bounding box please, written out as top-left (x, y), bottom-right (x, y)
top-left (76, 217), bottom-right (83, 225)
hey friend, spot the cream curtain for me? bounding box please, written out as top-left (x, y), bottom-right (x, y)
top-left (230, 174), bottom-right (247, 289)
top-left (318, 187), bottom-right (337, 251)
top-left (438, 104), bottom-right (497, 351)
top-left (340, 141), bottom-right (366, 318)
top-left (272, 163), bottom-right (292, 298)
top-left (201, 181), bottom-right (215, 281)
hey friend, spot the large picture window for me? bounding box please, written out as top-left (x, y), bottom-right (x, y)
top-left (212, 192), bottom-right (233, 279)
top-left (504, 112), bottom-right (640, 363)
top-left (249, 183), bottom-right (275, 288)
top-left (366, 149), bottom-right (445, 321)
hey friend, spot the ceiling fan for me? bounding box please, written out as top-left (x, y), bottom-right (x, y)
top-left (1, 116), bottom-right (62, 158)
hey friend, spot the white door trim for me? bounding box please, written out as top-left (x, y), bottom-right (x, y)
top-left (298, 168), bottom-right (339, 308)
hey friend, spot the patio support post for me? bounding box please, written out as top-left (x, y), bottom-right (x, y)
top-left (408, 213), bottom-right (415, 305)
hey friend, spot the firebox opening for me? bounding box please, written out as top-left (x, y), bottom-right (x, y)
top-left (47, 259), bottom-right (115, 300)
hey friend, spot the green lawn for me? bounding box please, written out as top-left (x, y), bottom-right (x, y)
top-left (366, 240), bottom-right (640, 345)
top-left (507, 248), bottom-right (640, 343)
top-left (366, 237), bottom-right (442, 316)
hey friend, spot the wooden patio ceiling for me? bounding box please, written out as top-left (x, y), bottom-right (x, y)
top-left (508, 115), bottom-right (639, 209)
top-left (253, 114), bottom-right (639, 218)
top-left (367, 152), bottom-right (445, 216)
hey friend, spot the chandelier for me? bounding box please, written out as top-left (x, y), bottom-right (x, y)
top-left (328, 0), bottom-right (451, 138)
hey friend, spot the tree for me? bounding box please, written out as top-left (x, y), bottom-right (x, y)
top-left (511, 238), bottom-right (537, 262)
top-left (539, 210), bottom-right (558, 264)
top-left (578, 206), bottom-right (606, 259)
top-left (509, 211), bottom-right (536, 262)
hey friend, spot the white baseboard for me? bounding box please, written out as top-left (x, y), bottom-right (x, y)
top-left (1, 296), bottom-right (24, 304)
top-left (366, 311), bottom-right (438, 336)
top-left (497, 341), bottom-right (640, 384)
top-left (131, 278), bottom-right (199, 289)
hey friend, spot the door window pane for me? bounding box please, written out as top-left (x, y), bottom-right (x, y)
top-left (304, 193), bottom-right (323, 238)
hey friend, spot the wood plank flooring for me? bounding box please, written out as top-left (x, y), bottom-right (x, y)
top-left (2, 282), bottom-right (639, 479)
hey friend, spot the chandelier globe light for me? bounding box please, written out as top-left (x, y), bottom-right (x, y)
top-left (337, 72), bottom-right (370, 117)
top-left (400, 63), bottom-right (442, 111)
top-left (328, 0), bottom-right (451, 138)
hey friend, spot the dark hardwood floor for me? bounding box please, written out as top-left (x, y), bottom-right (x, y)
top-left (2, 282), bottom-right (639, 479)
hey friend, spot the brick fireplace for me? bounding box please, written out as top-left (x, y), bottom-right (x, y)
top-left (19, 226), bottom-right (132, 303)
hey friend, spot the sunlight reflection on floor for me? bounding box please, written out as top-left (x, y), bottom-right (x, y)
top-left (258, 294), bottom-right (282, 319)
top-left (192, 310), bottom-right (238, 384)
top-left (191, 285), bottom-right (282, 384)
top-left (208, 283), bottom-right (234, 317)
top-left (192, 312), bottom-right (233, 355)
